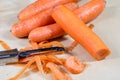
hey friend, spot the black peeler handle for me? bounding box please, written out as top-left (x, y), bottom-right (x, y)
top-left (0, 49), bottom-right (18, 59)
top-left (19, 47), bottom-right (65, 57)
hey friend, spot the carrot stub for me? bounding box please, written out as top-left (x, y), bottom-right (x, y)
top-left (51, 5), bottom-right (110, 60)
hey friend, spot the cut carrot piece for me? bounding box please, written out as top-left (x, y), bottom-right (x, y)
top-left (64, 56), bottom-right (86, 74)
top-left (51, 5), bottom-right (110, 60)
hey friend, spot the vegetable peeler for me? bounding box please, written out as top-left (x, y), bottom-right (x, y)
top-left (0, 47), bottom-right (65, 65)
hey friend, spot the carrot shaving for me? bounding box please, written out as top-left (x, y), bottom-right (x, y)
top-left (67, 41), bottom-right (78, 52)
top-left (29, 40), bottom-right (39, 49)
top-left (9, 57), bottom-right (36, 80)
top-left (9, 55), bottom-right (43, 80)
top-left (38, 41), bottom-right (64, 48)
top-left (0, 40), bottom-right (11, 50)
top-left (34, 56), bottom-right (44, 72)
top-left (46, 54), bottom-right (63, 65)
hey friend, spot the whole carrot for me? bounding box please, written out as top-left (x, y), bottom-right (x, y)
top-left (18, 0), bottom-right (79, 20)
top-left (28, 0), bottom-right (106, 42)
top-left (51, 5), bottom-right (110, 60)
top-left (74, 0), bottom-right (106, 23)
top-left (28, 23), bottom-right (65, 42)
top-left (11, 8), bottom-right (53, 38)
top-left (11, 2), bottom-right (79, 37)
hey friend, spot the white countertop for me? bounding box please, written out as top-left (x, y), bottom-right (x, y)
top-left (0, 0), bottom-right (120, 80)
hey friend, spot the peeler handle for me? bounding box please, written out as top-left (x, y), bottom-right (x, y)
top-left (0, 49), bottom-right (18, 59)
top-left (0, 53), bottom-right (18, 59)
top-left (19, 47), bottom-right (65, 57)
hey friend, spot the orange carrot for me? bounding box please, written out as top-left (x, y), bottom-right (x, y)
top-left (74, 0), bottom-right (106, 23)
top-left (51, 5), bottom-right (110, 60)
top-left (28, 23), bottom-right (65, 42)
top-left (18, 0), bottom-right (79, 20)
top-left (64, 56), bottom-right (85, 74)
top-left (67, 24), bottom-right (94, 51)
top-left (11, 2), bottom-right (79, 37)
top-left (28, 0), bottom-right (106, 42)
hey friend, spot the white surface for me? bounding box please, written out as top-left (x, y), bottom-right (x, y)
top-left (0, 0), bottom-right (120, 80)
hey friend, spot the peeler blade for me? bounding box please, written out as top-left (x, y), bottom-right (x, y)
top-left (0, 49), bottom-right (19, 65)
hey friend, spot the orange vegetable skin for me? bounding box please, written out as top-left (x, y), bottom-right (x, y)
top-left (28, 23), bottom-right (65, 42)
top-left (18, 0), bottom-right (79, 20)
top-left (46, 62), bottom-right (72, 80)
top-left (64, 56), bottom-right (86, 74)
top-left (51, 5), bottom-right (110, 60)
top-left (74, 0), bottom-right (106, 23)
top-left (11, 2), bottom-right (78, 37)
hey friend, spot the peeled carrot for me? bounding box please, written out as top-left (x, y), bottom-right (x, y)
top-left (28, 0), bottom-right (106, 42)
top-left (67, 24), bottom-right (94, 51)
top-left (51, 5), bottom-right (110, 60)
top-left (74, 0), bottom-right (106, 23)
top-left (18, 0), bottom-right (79, 20)
top-left (28, 23), bottom-right (65, 42)
top-left (11, 2), bottom-right (79, 37)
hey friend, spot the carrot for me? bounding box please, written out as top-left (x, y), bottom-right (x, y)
top-left (18, 0), bottom-right (79, 20)
top-left (28, 0), bottom-right (106, 42)
top-left (51, 5), bottom-right (110, 60)
top-left (67, 24), bottom-right (94, 51)
top-left (11, 2), bottom-right (79, 37)
top-left (74, 0), bottom-right (106, 23)
top-left (28, 23), bottom-right (65, 42)
top-left (64, 56), bottom-right (85, 74)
